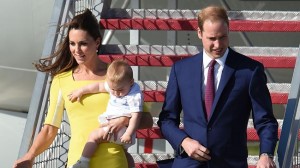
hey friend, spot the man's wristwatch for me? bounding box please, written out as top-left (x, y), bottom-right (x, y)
top-left (260, 153), bottom-right (274, 159)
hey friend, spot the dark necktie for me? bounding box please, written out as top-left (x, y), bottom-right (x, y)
top-left (205, 59), bottom-right (216, 120)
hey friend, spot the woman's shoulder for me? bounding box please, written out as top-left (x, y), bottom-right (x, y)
top-left (53, 70), bottom-right (73, 80)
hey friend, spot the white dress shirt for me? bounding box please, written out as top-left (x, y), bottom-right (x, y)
top-left (202, 48), bottom-right (229, 98)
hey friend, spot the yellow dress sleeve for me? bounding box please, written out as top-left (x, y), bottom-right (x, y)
top-left (44, 76), bottom-right (65, 127)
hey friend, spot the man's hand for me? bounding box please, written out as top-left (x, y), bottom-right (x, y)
top-left (181, 137), bottom-right (211, 161)
top-left (256, 154), bottom-right (276, 168)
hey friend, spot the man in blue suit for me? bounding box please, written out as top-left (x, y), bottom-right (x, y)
top-left (158, 5), bottom-right (278, 168)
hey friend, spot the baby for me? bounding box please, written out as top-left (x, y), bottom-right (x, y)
top-left (69, 60), bottom-right (143, 168)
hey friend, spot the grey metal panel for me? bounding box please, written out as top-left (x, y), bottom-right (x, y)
top-left (18, 0), bottom-right (67, 158)
top-left (130, 0), bottom-right (140, 82)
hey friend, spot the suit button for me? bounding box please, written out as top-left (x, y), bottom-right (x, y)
top-left (208, 127), bottom-right (212, 131)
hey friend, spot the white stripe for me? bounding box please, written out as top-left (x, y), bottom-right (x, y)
top-left (0, 65), bottom-right (37, 72)
top-left (105, 9), bottom-right (300, 21)
top-left (101, 45), bottom-right (298, 56)
top-left (152, 117), bottom-right (283, 129)
top-left (131, 153), bottom-right (269, 165)
top-left (136, 81), bottom-right (290, 94)
top-left (51, 89), bottom-right (64, 126)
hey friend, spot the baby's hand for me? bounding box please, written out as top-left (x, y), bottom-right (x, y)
top-left (120, 133), bottom-right (132, 144)
top-left (68, 89), bottom-right (83, 102)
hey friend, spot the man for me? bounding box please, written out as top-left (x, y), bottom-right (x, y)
top-left (158, 5), bottom-right (278, 168)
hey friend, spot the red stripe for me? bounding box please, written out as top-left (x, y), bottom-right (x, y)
top-left (143, 91), bottom-right (165, 102)
top-left (99, 54), bottom-right (296, 68)
top-left (139, 91), bottom-right (288, 104)
top-left (137, 128), bottom-right (296, 141)
top-left (270, 93), bottom-right (289, 104)
top-left (250, 56), bottom-right (296, 68)
top-left (135, 163), bottom-right (158, 168)
top-left (230, 20), bottom-right (300, 32)
top-left (99, 54), bottom-right (191, 66)
top-left (144, 139), bottom-right (153, 153)
top-left (100, 19), bottom-right (300, 32)
top-left (137, 128), bottom-right (163, 139)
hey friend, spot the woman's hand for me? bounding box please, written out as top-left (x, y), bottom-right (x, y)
top-left (101, 116), bottom-right (129, 141)
top-left (101, 112), bottom-right (153, 141)
top-left (101, 116), bottom-right (130, 134)
top-left (101, 112), bottom-right (153, 131)
top-left (13, 154), bottom-right (34, 168)
top-left (13, 125), bottom-right (58, 168)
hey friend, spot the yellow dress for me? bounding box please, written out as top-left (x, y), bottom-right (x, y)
top-left (44, 70), bottom-right (128, 168)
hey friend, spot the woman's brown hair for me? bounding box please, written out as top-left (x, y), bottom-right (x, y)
top-left (34, 9), bottom-right (102, 77)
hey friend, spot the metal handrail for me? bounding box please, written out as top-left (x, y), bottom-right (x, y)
top-left (0, 65), bottom-right (37, 72)
top-left (276, 44), bottom-right (300, 168)
top-left (101, 0), bottom-right (130, 44)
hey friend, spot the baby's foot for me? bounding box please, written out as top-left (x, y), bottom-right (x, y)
top-left (69, 160), bottom-right (89, 168)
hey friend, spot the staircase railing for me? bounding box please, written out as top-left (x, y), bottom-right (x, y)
top-left (276, 44), bottom-right (300, 168)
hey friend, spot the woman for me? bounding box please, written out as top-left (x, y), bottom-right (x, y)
top-left (13, 9), bottom-right (153, 168)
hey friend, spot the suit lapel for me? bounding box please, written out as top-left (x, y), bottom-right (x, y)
top-left (209, 49), bottom-right (236, 122)
top-left (190, 53), bottom-right (207, 123)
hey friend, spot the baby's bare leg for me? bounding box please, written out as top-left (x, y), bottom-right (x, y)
top-left (82, 128), bottom-right (107, 158)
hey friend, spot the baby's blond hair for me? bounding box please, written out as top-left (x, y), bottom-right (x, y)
top-left (107, 60), bottom-right (133, 84)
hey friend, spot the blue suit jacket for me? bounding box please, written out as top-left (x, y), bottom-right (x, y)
top-left (158, 48), bottom-right (278, 168)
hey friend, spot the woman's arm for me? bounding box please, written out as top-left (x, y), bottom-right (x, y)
top-left (13, 125), bottom-right (58, 168)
